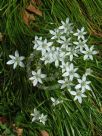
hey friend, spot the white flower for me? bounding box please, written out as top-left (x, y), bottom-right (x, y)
top-left (73, 39), bottom-right (87, 51)
top-left (62, 63), bottom-right (79, 81)
top-left (58, 78), bottom-right (73, 90)
top-left (58, 37), bottom-right (72, 50)
top-left (29, 69), bottom-right (46, 86)
top-left (70, 90), bottom-right (87, 103)
top-left (59, 18), bottom-right (73, 34)
top-left (39, 113), bottom-right (47, 125)
top-left (82, 45), bottom-right (98, 60)
top-left (75, 75), bottom-right (91, 92)
top-left (40, 52), bottom-right (53, 65)
top-left (60, 61), bottom-right (70, 73)
top-left (6, 50), bottom-right (25, 69)
top-left (65, 47), bottom-right (78, 61)
top-left (51, 97), bottom-right (63, 106)
top-left (33, 36), bottom-right (42, 49)
top-left (31, 108), bottom-right (40, 122)
top-left (73, 27), bottom-right (87, 40)
top-left (85, 68), bottom-right (92, 76)
top-left (50, 28), bottom-right (64, 40)
top-left (36, 39), bottom-right (53, 55)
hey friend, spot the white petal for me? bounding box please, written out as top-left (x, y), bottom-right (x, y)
top-left (32, 71), bottom-right (36, 75)
top-left (87, 81), bottom-right (91, 84)
top-left (74, 96), bottom-right (78, 101)
top-left (93, 51), bottom-right (97, 55)
top-left (70, 63), bottom-right (73, 69)
top-left (59, 26), bottom-right (64, 29)
top-left (84, 55), bottom-right (88, 60)
top-left (78, 79), bottom-right (82, 83)
top-left (70, 91), bottom-right (76, 95)
top-left (74, 73), bottom-right (79, 78)
top-left (85, 85), bottom-right (91, 90)
top-left (75, 84), bottom-right (81, 89)
top-left (73, 41), bottom-right (78, 45)
top-left (58, 80), bottom-right (64, 84)
top-left (13, 62), bottom-right (17, 69)
top-left (7, 60), bottom-right (15, 65)
top-left (55, 60), bottom-right (59, 67)
top-left (48, 42), bottom-right (53, 46)
top-left (81, 94), bottom-right (87, 98)
top-left (70, 55), bottom-right (73, 61)
top-left (89, 55), bottom-right (93, 60)
top-left (41, 74), bottom-right (46, 78)
top-left (38, 78), bottom-right (43, 84)
top-left (32, 117), bottom-right (36, 122)
top-left (70, 75), bottom-right (73, 81)
top-left (51, 97), bottom-right (55, 102)
top-left (9, 55), bottom-right (15, 59)
top-left (33, 79), bottom-right (38, 86)
top-left (74, 68), bottom-right (78, 72)
top-left (62, 72), bottom-right (68, 77)
top-left (19, 62), bottom-right (25, 67)
top-left (29, 77), bottom-right (35, 81)
top-left (90, 46), bottom-right (94, 51)
top-left (78, 97), bottom-right (82, 103)
top-left (20, 56), bottom-right (25, 60)
top-left (73, 33), bottom-right (78, 36)
top-left (82, 75), bottom-right (86, 81)
top-left (61, 84), bottom-right (66, 89)
top-left (37, 69), bottom-right (41, 74)
top-left (50, 30), bottom-right (55, 35)
top-left (15, 50), bottom-right (19, 57)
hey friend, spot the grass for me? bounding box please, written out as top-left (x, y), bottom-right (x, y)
top-left (0, 0), bottom-right (102, 136)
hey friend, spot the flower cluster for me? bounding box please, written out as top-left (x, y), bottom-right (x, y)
top-left (32, 17), bottom-right (97, 103)
top-left (31, 108), bottom-right (47, 125)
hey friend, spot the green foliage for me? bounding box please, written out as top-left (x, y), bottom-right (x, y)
top-left (0, 123), bottom-right (15, 136)
top-left (0, 0), bottom-right (102, 136)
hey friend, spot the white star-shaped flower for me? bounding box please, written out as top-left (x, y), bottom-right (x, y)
top-left (37, 39), bottom-right (53, 55)
top-left (29, 69), bottom-right (46, 86)
top-left (6, 50), bottom-right (25, 69)
top-left (73, 27), bottom-right (87, 40)
top-left (59, 18), bottom-right (73, 34)
top-left (33, 36), bottom-right (42, 49)
top-left (57, 37), bottom-right (72, 49)
top-left (75, 75), bottom-right (91, 92)
top-left (51, 97), bottom-right (63, 106)
top-left (73, 39), bottom-right (87, 51)
top-left (58, 78), bottom-right (73, 90)
top-left (31, 108), bottom-right (40, 122)
top-left (85, 68), bottom-right (93, 76)
top-left (65, 47), bottom-right (78, 61)
top-left (82, 45), bottom-right (98, 60)
top-left (40, 52), bottom-right (53, 65)
top-left (49, 28), bottom-right (64, 40)
top-left (70, 90), bottom-right (87, 103)
top-left (39, 113), bottom-right (47, 125)
top-left (62, 63), bottom-right (79, 81)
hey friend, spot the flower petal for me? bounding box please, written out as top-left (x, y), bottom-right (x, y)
top-left (75, 84), bottom-right (81, 89)
top-left (70, 91), bottom-right (76, 95)
top-left (7, 60), bottom-right (15, 65)
top-left (15, 50), bottom-right (19, 57)
top-left (13, 62), bottom-right (17, 69)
